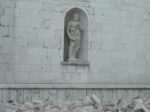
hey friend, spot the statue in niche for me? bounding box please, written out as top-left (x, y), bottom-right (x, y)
top-left (67, 12), bottom-right (81, 62)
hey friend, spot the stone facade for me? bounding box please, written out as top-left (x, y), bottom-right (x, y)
top-left (0, 0), bottom-right (150, 102)
top-left (0, 0), bottom-right (150, 84)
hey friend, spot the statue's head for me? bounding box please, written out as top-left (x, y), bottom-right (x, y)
top-left (73, 12), bottom-right (79, 21)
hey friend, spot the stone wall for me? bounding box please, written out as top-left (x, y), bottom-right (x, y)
top-left (0, 0), bottom-right (150, 84)
top-left (0, 0), bottom-right (150, 101)
top-left (1, 88), bottom-right (150, 103)
top-left (0, 0), bottom-right (15, 83)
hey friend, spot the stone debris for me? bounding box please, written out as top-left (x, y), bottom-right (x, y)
top-left (133, 97), bottom-right (149, 112)
top-left (0, 102), bottom-right (7, 112)
top-left (24, 102), bottom-right (33, 110)
top-left (0, 95), bottom-right (150, 112)
top-left (91, 94), bottom-right (101, 105)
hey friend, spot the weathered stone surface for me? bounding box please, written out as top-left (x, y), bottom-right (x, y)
top-left (0, 102), bottom-right (7, 112)
top-left (144, 96), bottom-right (150, 110)
top-left (91, 95), bottom-right (100, 104)
top-left (133, 97), bottom-right (149, 112)
top-left (0, 0), bottom-right (150, 85)
top-left (0, 0), bottom-right (150, 107)
top-left (24, 102), bottom-right (33, 110)
top-left (32, 100), bottom-right (44, 112)
top-left (82, 96), bottom-right (93, 106)
top-left (1, 95), bottom-right (150, 112)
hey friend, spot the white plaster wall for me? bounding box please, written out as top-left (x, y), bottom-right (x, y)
top-left (0, 0), bottom-right (150, 84)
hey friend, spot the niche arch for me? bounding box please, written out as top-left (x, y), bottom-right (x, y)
top-left (63, 7), bottom-right (89, 62)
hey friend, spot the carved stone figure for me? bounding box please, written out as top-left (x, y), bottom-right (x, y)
top-left (67, 12), bottom-right (81, 61)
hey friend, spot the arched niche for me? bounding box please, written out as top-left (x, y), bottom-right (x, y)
top-left (63, 7), bottom-right (88, 63)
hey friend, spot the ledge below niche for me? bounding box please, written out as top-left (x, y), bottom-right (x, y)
top-left (61, 61), bottom-right (90, 66)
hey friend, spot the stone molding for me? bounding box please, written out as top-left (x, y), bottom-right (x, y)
top-left (0, 84), bottom-right (150, 89)
top-left (61, 61), bottom-right (90, 66)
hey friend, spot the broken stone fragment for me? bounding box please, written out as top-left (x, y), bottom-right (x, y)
top-left (44, 105), bottom-right (53, 112)
top-left (0, 102), bottom-right (7, 112)
top-left (67, 101), bottom-right (82, 110)
top-left (24, 110), bottom-right (34, 112)
top-left (91, 95), bottom-right (101, 109)
top-left (59, 101), bottom-right (68, 110)
top-left (32, 100), bottom-right (44, 107)
top-left (97, 103), bottom-right (103, 112)
top-left (48, 100), bottom-right (67, 110)
top-left (32, 100), bottom-right (44, 112)
top-left (133, 97), bottom-right (149, 112)
top-left (2, 96), bottom-right (150, 112)
top-left (103, 101), bottom-right (116, 112)
top-left (91, 95), bottom-right (101, 105)
top-left (82, 106), bottom-right (94, 112)
top-left (6, 108), bottom-right (17, 112)
top-left (82, 96), bottom-right (93, 106)
top-left (45, 108), bottom-right (62, 112)
top-left (24, 102), bottom-right (33, 110)
top-left (43, 101), bottom-right (50, 108)
top-left (0, 103), bottom-right (22, 112)
top-left (16, 106), bottom-right (26, 112)
top-left (116, 99), bottom-right (125, 112)
top-left (3, 103), bottom-right (24, 112)
top-left (144, 96), bottom-right (150, 110)
top-left (56, 100), bottom-right (67, 110)
top-left (72, 106), bottom-right (94, 112)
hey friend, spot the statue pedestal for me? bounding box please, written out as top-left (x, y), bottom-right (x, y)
top-left (61, 60), bottom-right (89, 66)
top-left (67, 58), bottom-right (80, 62)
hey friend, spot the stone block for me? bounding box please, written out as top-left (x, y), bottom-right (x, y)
top-left (0, 26), bottom-right (9, 37)
top-left (24, 102), bottom-right (33, 110)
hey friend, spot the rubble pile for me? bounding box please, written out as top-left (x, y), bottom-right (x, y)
top-left (1, 95), bottom-right (150, 112)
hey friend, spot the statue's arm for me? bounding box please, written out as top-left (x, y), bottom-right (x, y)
top-left (67, 22), bottom-right (74, 40)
